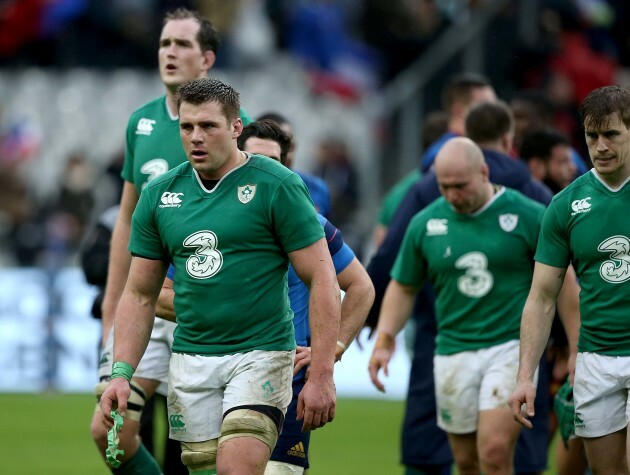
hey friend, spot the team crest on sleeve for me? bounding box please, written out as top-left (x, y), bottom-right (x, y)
top-left (499, 214), bottom-right (518, 232)
top-left (238, 184), bottom-right (257, 204)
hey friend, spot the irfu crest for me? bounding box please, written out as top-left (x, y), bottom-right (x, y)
top-left (238, 184), bottom-right (256, 204)
top-left (499, 214), bottom-right (518, 232)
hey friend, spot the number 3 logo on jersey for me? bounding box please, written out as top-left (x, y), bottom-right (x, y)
top-left (184, 231), bottom-right (223, 279)
top-left (598, 235), bottom-right (630, 284)
top-left (455, 252), bottom-right (494, 298)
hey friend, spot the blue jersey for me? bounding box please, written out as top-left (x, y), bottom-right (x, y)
top-left (297, 171), bottom-right (332, 218)
top-left (289, 214), bottom-right (354, 348)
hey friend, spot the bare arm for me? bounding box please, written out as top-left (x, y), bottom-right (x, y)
top-left (155, 276), bottom-right (176, 323)
top-left (556, 264), bottom-right (581, 383)
top-left (368, 280), bottom-right (416, 392)
top-left (289, 237), bottom-right (341, 431)
top-left (100, 181), bottom-right (139, 344)
top-left (509, 262), bottom-right (566, 428)
top-left (335, 258), bottom-right (375, 360)
top-left (100, 256), bottom-right (167, 419)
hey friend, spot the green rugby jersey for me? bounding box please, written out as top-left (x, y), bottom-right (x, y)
top-left (129, 154), bottom-right (324, 356)
top-left (536, 170), bottom-right (630, 355)
top-left (123, 95), bottom-right (253, 193)
top-left (392, 187), bottom-right (545, 355)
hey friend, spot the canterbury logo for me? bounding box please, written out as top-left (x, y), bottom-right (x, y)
top-left (136, 118), bottom-right (156, 136)
top-left (169, 414), bottom-right (185, 429)
top-left (571, 197), bottom-right (591, 215)
top-left (287, 442), bottom-right (306, 458)
top-left (159, 192), bottom-right (184, 208)
top-left (426, 219), bottom-right (448, 236)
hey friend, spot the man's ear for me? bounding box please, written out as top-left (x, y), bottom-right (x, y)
top-left (201, 50), bottom-right (216, 75)
top-left (232, 118), bottom-right (243, 139)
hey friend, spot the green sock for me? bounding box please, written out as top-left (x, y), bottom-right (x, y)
top-left (113, 443), bottom-right (163, 475)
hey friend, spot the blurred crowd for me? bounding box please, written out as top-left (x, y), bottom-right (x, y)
top-left (0, 0), bottom-right (628, 267)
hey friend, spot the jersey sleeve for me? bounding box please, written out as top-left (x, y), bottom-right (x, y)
top-left (166, 263), bottom-right (176, 281)
top-left (271, 173), bottom-right (325, 252)
top-left (128, 187), bottom-right (167, 260)
top-left (391, 214), bottom-right (427, 287)
top-left (317, 214), bottom-right (355, 274)
top-left (534, 199), bottom-right (571, 268)
top-left (121, 113), bottom-right (137, 184)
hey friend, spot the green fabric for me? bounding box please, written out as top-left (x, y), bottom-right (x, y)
top-left (106, 410), bottom-right (125, 468)
top-left (190, 470), bottom-right (217, 475)
top-left (122, 95), bottom-right (253, 195)
top-left (535, 171), bottom-right (630, 355)
top-left (378, 170), bottom-right (422, 226)
top-left (130, 155), bottom-right (323, 356)
top-left (554, 378), bottom-right (575, 447)
top-left (113, 443), bottom-right (162, 475)
top-left (111, 361), bottom-right (135, 381)
top-left (392, 188), bottom-right (545, 355)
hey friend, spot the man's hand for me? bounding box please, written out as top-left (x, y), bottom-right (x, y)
top-left (296, 373), bottom-right (336, 432)
top-left (368, 332), bottom-right (395, 393)
top-left (508, 380), bottom-right (537, 429)
top-left (294, 346), bottom-right (312, 376)
top-left (100, 378), bottom-right (131, 428)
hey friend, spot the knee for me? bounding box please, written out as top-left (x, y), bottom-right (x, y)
top-left (181, 439), bottom-right (218, 472)
top-left (479, 437), bottom-right (512, 471)
top-left (219, 406), bottom-right (283, 451)
top-left (90, 410), bottom-right (108, 447)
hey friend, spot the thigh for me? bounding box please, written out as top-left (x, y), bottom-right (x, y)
top-left (574, 352), bottom-right (627, 438)
top-left (224, 350), bottom-right (294, 415)
top-left (479, 340), bottom-right (520, 411)
top-left (167, 352), bottom-right (224, 442)
top-left (583, 428), bottom-right (627, 474)
top-left (434, 351), bottom-right (482, 434)
top-left (271, 378), bottom-right (311, 469)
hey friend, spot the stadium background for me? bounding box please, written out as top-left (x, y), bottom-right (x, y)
top-left (0, 0), bottom-right (628, 473)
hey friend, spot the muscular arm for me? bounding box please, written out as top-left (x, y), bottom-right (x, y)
top-left (289, 238), bottom-right (341, 376)
top-left (113, 257), bottom-right (167, 367)
top-left (556, 264), bottom-right (581, 382)
top-left (100, 181), bottom-right (139, 344)
top-left (335, 258), bottom-right (375, 359)
top-left (368, 280), bottom-right (417, 392)
top-left (155, 276), bottom-right (176, 323)
top-left (510, 262), bottom-right (566, 427)
top-left (289, 237), bottom-right (341, 431)
top-left (100, 256), bottom-right (166, 419)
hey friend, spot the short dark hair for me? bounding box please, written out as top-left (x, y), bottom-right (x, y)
top-left (237, 120), bottom-right (293, 165)
top-left (520, 129), bottom-right (570, 163)
top-left (164, 8), bottom-right (220, 54)
top-left (256, 112), bottom-right (290, 127)
top-left (465, 100), bottom-right (513, 144)
top-left (176, 78), bottom-right (240, 122)
top-left (581, 85), bottom-right (630, 130)
top-left (442, 72), bottom-right (492, 111)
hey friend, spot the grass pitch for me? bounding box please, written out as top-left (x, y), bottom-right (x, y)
top-left (0, 393), bottom-right (558, 474)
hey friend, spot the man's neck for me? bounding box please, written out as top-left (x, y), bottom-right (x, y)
top-left (165, 89), bottom-right (178, 119)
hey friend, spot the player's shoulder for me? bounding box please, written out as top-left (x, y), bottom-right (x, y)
top-left (245, 154), bottom-right (297, 183)
top-left (128, 95), bottom-right (167, 120)
top-left (550, 171), bottom-right (594, 207)
top-left (143, 161), bottom-right (191, 193)
top-left (410, 196), bottom-right (448, 228)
